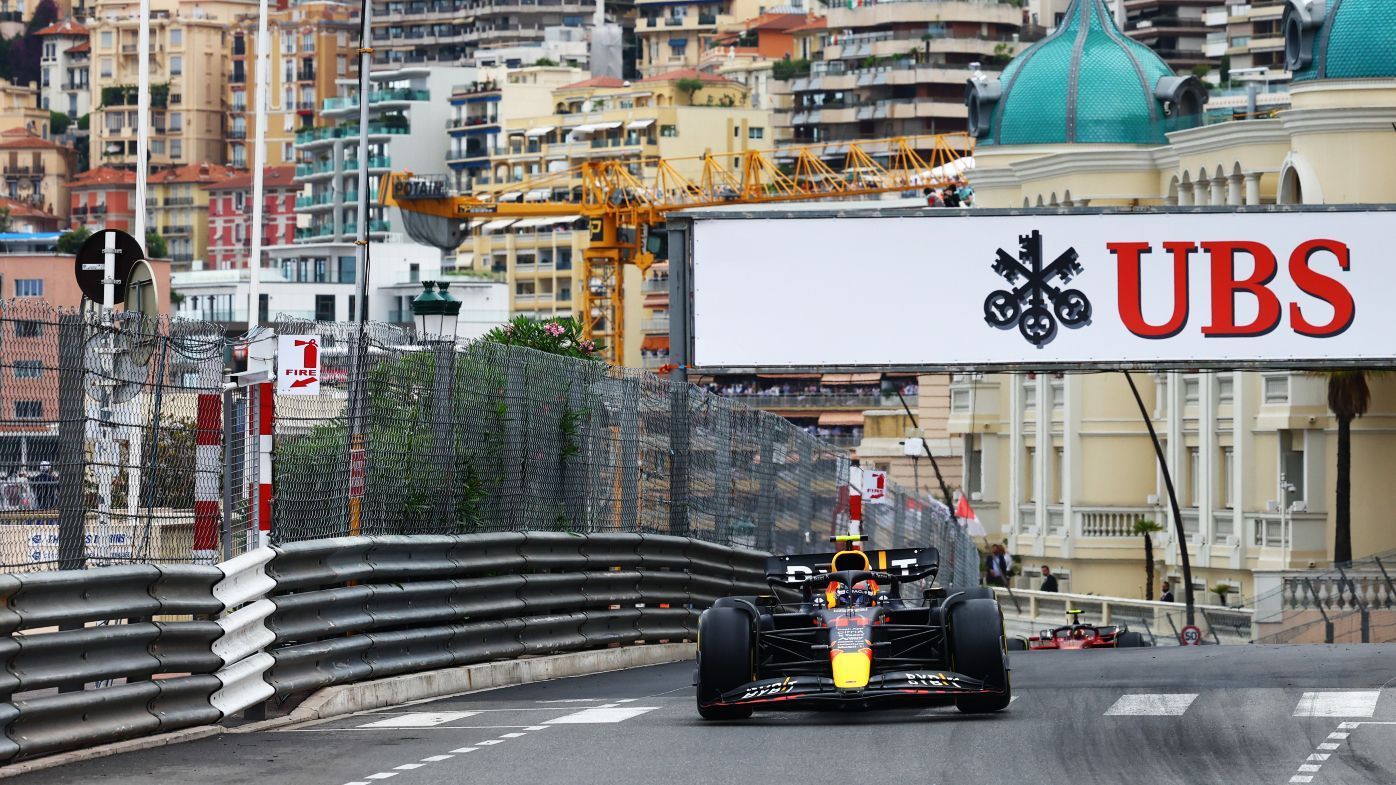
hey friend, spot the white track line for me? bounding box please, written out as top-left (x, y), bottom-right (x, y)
top-left (1294, 691), bottom-right (1381, 717)
top-left (359, 712), bottom-right (479, 728)
top-left (1103, 693), bottom-right (1197, 716)
top-left (544, 706), bottom-right (660, 724)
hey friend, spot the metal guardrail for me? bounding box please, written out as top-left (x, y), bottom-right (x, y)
top-left (0, 532), bottom-right (768, 763)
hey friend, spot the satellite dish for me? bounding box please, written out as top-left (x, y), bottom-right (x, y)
top-left (123, 259), bottom-right (160, 366)
top-left (84, 327), bottom-right (147, 405)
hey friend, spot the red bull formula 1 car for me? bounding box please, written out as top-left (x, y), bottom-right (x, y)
top-left (1010, 609), bottom-right (1149, 651)
top-left (695, 538), bottom-right (1011, 720)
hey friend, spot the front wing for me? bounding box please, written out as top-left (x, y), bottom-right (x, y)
top-left (706, 671), bottom-right (1000, 710)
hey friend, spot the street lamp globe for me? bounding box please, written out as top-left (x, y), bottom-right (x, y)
top-left (412, 281), bottom-right (444, 339)
top-left (436, 281), bottom-right (462, 340)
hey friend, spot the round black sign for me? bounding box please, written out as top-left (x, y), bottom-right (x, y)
top-left (74, 229), bottom-right (145, 305)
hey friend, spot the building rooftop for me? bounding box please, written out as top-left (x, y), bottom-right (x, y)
top-left (35, 19), bottom-right (88, 37)
top-left (207, 165), bottom-right (297, 191)
top-left (69, 166), bottom-right (136, 187)
top-left (1290, 0), bottom-right (1396, 82)
top-left (638, 68), bottom-right (738, 85)
top-left (557, 75), bottom-right (628, 91)
top-left (150, 162), bottom-right (237, 185)
top-left (0, 128), bottom-right (65, 150)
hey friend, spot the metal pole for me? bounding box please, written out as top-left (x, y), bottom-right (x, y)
top-left (1122, 371), bottom-right (1195, 627)
top-left (346, 0), bottom-right (374, 535)
top-left (1337, 565), bottom-right (1369, 643)
top-left (247, 0), bottom-right (272, 324)
top-left (134, 0), bottom-right (149, 247)
top-left (1304, 578), bottom-right (1334, 644)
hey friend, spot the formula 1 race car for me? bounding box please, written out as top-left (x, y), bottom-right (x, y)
top-left (1009, 609), bottom-right (1149, 651)
top-left (695, 538), bottom-right (1011, 720)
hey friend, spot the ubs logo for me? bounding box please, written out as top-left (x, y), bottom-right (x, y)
top-left (984, 230), bottom-right (1092, 347)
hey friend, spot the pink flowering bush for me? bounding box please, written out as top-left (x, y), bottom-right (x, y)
top-left (483, 315), bottom-right (604, 361)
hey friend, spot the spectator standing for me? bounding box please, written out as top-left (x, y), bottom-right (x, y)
top-left (34, 461), bottom-right (58, 509)
top-left (1039, 565), bottom-right (1059, 593)
top-left (985, 543), bottom-right (1014, 587)
top-left (1160, 581), bottom-right (1175, 603)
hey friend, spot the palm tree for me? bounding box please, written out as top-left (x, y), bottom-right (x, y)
top-left (1133, 518), bottom-right (1164, 600)
top-left (1324, 371), bottom-right (1372, 565)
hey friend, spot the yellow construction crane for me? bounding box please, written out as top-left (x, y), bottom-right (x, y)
top-left (381, 132), bottom-right (974, 366)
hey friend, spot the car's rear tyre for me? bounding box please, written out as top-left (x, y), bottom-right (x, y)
top-left (1117, 631), bottom-right (1147, 648)
top-left (1006, 636), bottom-right (1028, 652)
top-left (696, 606), bottom-right (755, 720)
top-left (949, 598), bottom-right (1012, 714)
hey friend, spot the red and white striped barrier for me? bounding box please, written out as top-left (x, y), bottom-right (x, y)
top-left (193, 388), bottom-right (222, 565)
top-left (254, 381), bottom-right (274, 549)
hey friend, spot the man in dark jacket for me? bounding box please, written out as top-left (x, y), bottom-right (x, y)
top-left (1039, 565), bottom-right (1059, 593)
top-left (1160, 581), bottom-right (1175, 603)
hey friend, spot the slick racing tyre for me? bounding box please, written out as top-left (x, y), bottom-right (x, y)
top-left (696, 607), bottom-right (755, 720)
top-left (1006, 636), bottom-right (1029, 652)
top-left (949, 598), bottom-right (1012, 714)
top-left (1117, 631), bottom-right (1148, 648)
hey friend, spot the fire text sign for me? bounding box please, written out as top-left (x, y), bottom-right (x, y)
top-left (686, 207), bottom-right (1394, 370)
top-left (278, 335), bottom-right (321, 394)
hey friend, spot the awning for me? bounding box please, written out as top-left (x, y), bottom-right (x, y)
top-left (525, 125), bottom-right (554, 137)
top-left (643, 293), bottom-right (668, 308)
top-left (512, 217), bottom-right (548, 229)
top-left (480, 219), bottom-right (518, 232)
top-left (641, 335), bottom-right (670, 352)
top-left (497, 191), bottom-right (522, 202)
top-left (668, 37), bottom-right (688, 48)
top-left (593, 121), bottom-right (621, 131)
top-left (625, 119), bottom-right (656, 130)
top-left (818, 412), bottom-right (865, 427)
top-left (821, 372), bottom-right (881, 386)
top-left (572, 124), bottom-right (598, 134)
top-left (758, 373), bottom-right (818, 379)
top-left (548, 214), bottom-right (582, 225)
top-left (523, 189), bottom-right (552, 201)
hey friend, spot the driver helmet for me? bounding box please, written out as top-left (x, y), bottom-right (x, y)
top-left (838, 579), bottom-right (879, 608)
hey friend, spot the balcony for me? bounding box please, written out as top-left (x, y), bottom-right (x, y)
top-left (228, 128), bottom-right (247, 140)
top-left (163, 196), bottom-right (195, 206)
top-left (163, 224), bottom-right (193, 236)
top-left (295, 123), bottom-right (410, 145)
top-left (3, 165), bottom-right (45, 177)
top-left (642, 277), bottom-right (669, 293)
top-left (321, 88), bottom-right (431, 112)
top-left (344, 156), bottom-right (392, 172)
top-left (642, 317), bottom-right (670, 333)
top-left (641, 354), bottom-right (671, 370)
top-left (715, 392), bottom-right (914, 410)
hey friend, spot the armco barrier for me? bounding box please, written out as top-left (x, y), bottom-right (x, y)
top-left (0, 532), bottom-right (774, 763)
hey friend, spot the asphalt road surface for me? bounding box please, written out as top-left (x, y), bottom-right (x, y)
top-left (12, 645), bottom-right (1396, 785)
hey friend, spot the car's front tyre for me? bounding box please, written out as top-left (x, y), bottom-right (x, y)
top-left (949, 598), bottom-right (1012, 714)
top-left (696, 606), bottom-right (755, 720)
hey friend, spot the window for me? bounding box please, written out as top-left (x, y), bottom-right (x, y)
top-left (15, 321), bottom-right (41, 337)
top-left (748, 127), bottom-right (764, 139)
top-left (1187, 447), bottom-right (1201, 507)
top-left (338, 256), bottom-right (356, 283)
top-left (409, 263), bottom-right (420, 283)
top-left (14, 279), bottom-right (43, 297)
top-left (314, 294), bottom-right (336, 321)
top-left (170, 139), bottom-right (182, 159)
top-left (1220, 447), bottom-right (1234, 509)
top-left (100, 57), bottom-right (113, 78)
top-left (950, 387), bottom-right (970, 412)
top-left (660, 124), bottom-right (678, 137)
top-left (170, 55), bottom-right (183, 76)
top-left (13, 360), bottom-right (42, 379)
top-left (1218, 375), bottom-right (1234, 403)
top-left (170, 28), bottom-right (182, 46)
top-left (14, 401), bottom-right (41, 419)
top-left (965, 437), bottom-right (983, 497)
top-left (1052, 447), bottom-right (1064, 504)
top-left (100, 31), bottom-right (113, 49)
top-left (169, 112), bottom-right (182, 131)
top-left (1279, 430), bottom-right (1305, 504)
top-left (1023, 447), bottom-right (1036, 502)
top-left (1263, 374), bottom-right (1289, 403)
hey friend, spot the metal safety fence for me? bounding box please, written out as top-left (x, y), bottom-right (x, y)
top-left (0, 300), bottom-right (981, 586)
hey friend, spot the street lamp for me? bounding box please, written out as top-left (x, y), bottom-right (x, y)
top-left (412, 281), bottom-right (461, 340)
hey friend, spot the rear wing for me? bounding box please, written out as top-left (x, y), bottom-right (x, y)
top-left (765, 547), bottom-right (939, 585)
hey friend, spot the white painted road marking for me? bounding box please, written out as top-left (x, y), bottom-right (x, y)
top-left (420, 755), bottom-right (453, 762)
top-left (524, 725), bottom-right (549, 731)
top-left (359, 712), bottom-right (480, 728)
top-left (544, 706), bottom-right (661, 724)
top-left (393, 764), bottom-right (424, 770)
top-left (1104, 693), bottom-right (1198, 716)
top-left (500, 732), bottom-right (526, 738)
top-left (365, 775), bottom-right (397, 781)
top-left (449, 748), bottom-right (478, 754)
top-left (477, 740), bottom-right (504, 746)
top-left (1294, 691), bottom-right (1381, 717)
top-left (1290, 776), bottom-right (1313, 783)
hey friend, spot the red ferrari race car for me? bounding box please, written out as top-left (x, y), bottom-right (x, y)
top-left (1008, 609), bottom-right (1150, 651)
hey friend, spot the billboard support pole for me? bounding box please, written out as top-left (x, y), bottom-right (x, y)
top-left (1122, 371), bottom-right (1195, 627)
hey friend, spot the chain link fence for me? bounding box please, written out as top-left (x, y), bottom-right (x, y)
top-left (0, 299), bottom-right (228, 571)
top-left (0, 299), bottom-right (981, 584)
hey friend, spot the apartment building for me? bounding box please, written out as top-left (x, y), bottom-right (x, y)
top-left (1121, 0), bottom-right (1212, 74)
top-left (294, 65), bottom-right (471, 245)
top-left (147, 161), bottom-right (235, 268)
top-left (701, 12), bottom-right (825, 111)
top-left (0, 128), bottom-right (73, 220)
top-left (67, 164), bottom-right (134, 230)
top-left (205, 165), bottom-right (297, 270)
top-left (463, 69), bottom-right (771, 367)
top-left (635, 0), bottom-right (763, 76)
top-left (368, 0), bottom-right (594, 68)
top-left (446, 65), bottom-right (583, 193)
top-left (771, 0), bottom-right (1022, 147)
top-left (88, 0), bottom-right (256, 168)
top-left (226, 1), bottom-right (358, 168)
top-left (1203, 0), bottom-right (1285, 80)
top-left (37, 18), bottom-right (90, 119)
top-left (0, 80), bottom-right (51, 138)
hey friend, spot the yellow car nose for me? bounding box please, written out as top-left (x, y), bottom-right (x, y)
top-left (831, 651), bottom-right (871, 689)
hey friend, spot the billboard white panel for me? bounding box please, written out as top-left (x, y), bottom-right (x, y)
top-left (688, 209), bottom-right (1393, 370)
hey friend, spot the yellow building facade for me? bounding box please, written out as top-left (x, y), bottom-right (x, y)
top-left (88, 0), bottom-right (255, 168)
top-left (959, 0), bottom-right (1396, 600)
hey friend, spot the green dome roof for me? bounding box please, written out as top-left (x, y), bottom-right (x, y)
top-left (966, 0), bottom-right (1205, 147)
top-left (1287, 0), bottom-right (1396, 82)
